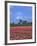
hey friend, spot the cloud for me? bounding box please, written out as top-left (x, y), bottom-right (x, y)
top-left (16, 16), bottom-right (23, 19)
top-left (16, 16), bottom-right (31, 20)
top-left (16, 16), bottom-right (20, 19)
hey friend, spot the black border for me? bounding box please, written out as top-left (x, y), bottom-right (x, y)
top-left (5, 1), bottom-right (36, 45)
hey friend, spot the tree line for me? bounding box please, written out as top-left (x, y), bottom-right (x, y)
top-left (12, 19), bottom-right (32, 24)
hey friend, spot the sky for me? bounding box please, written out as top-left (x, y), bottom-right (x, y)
top-left (10, 6), bottom-right (32, 24)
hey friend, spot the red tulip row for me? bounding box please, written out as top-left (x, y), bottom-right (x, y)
top-left (10, 28), bottom-right (32, 40)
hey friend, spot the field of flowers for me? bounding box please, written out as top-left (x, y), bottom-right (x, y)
top-left (10, 26), bottom-right (32, 40)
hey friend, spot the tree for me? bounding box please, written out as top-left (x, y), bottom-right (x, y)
top-left (12, 22), bottom-right (14, 24)
top-left (20, 19), bottom-right (22, 23)
top-left (22, 20), bottom-right (27, 24)
top-left (18, 22), bottom-right (20, 24)
top-left (30, 22), bottom-right (32, 24)
top-left (18, 19), bottom-right (22, 24)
